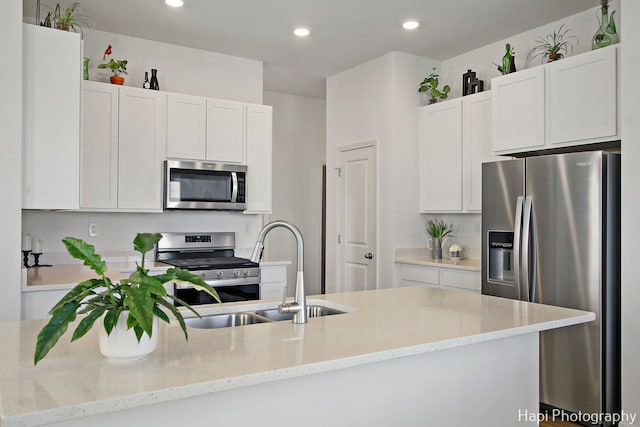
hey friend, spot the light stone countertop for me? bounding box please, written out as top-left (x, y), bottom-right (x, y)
top-left (0, 286), bottom-right (593, 427)
top-left (395, 256), bottom-right (481, 271)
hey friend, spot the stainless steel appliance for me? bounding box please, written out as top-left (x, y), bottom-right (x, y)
top-left (482, 151), bottom-right (620, 423)
top-left (156, 232), bottom-right (260, 304)
top-left (164, 160), bottom-right (247, 210)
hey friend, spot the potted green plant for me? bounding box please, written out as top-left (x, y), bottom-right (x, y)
top-left (528, 25), bottom-right (578, 63)
top-left (418, 68), bottom-right (451, 104)
top-left (426, 219), bottom-right (454, 259)
top-left (51, 2), bottom-right (93, 33)
top-left (98, 59), bottom-right (128, 85)
top-left (33, 233), bottom-right (221, 364)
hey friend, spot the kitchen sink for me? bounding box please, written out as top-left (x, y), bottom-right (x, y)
top-left (185, 312), bottom-right (272, 329)
top-left (255, 305), bottom-right (346, 322)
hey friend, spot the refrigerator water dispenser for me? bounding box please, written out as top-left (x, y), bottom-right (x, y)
top-left (488, 231), bottom-right (514, 284)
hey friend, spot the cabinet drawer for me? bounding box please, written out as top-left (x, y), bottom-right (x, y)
top-left (399, 279), bottom-right (439, 288)
top-left (260, 282), bottom-right (285, 300)
top-left (398, 264), bottom-right (440, 285)
top-left (440, 269), bottom-right (481, 293)
top-left (260, 266), bottom-right (287, 283)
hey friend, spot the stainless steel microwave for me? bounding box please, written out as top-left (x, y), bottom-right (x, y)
top-left (164, 160), bottom-right (247, 210)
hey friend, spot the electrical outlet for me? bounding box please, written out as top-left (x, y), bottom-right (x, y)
top-left (89, 223), bottom-right (99, 237)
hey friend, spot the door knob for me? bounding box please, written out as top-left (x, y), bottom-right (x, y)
top-left (364, 253), bottom-right (373, 260)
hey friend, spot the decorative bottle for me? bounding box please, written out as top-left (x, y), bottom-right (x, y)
top-left (143, 71), bottom-right (150, 89)
top-left (592, 2), bottom-right (613, 50)
top-left (150, 69), bottom-right (159, 91)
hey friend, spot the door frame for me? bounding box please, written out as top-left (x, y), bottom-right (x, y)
top-left (335, 139), bottom-right (379, 293)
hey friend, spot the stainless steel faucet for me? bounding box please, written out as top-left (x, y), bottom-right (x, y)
top-left (250, 220), bottom-right (307, 324)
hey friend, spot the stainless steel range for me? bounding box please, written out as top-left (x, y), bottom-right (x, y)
top-left (156, 232), bottom-right (260, 304)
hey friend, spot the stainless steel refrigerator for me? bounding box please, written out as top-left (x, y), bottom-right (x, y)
top-left (481, 151), bottom-right (620, 421)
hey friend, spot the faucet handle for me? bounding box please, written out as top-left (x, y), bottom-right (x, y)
top-left (281, 286), bottom-right (288, 306)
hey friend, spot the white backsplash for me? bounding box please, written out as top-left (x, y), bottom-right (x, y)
top-left (22, 210), bottom-right (264, 266)
top-left (419, 213), bottom-right (481, 259)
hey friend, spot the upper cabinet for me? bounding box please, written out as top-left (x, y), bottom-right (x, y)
top-left (166, 96), bottom-right (246, 164)
top-left (22, 24), bottom-right (81, 210)
top-left (244, 104), bottom-right (273, 214)
top-left (166, 94), bottom-right (206, 160)
top-left (81, 82), bottom-right (166, 212)
top-left (419, 91), bottom-right (497, 213)
top-left (206, 99), bottom-right (246, 164)
top-left (492, 45), bottom-right (618, 155)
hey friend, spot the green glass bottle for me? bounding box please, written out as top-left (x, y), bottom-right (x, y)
top-left (606, 10), bottom-right (619, 45)
top-left (592, 4), bottom-right (612, 50)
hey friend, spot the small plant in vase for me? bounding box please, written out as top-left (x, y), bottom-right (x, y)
top-left (528, 25), bottom-right (577, 63)
top-left (50, 2), bottom-right (94, 33)
top-left (418, 68), bottom-right (451, 104)
top-left (426, 219), bottom-right (454, 259)
top-left (33, 233), bottom-right (221, 364)
top-left (98, 44), bottom-right (128, 85)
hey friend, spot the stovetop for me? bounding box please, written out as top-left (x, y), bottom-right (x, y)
top-left (161, 256), bottom-right (258, 270)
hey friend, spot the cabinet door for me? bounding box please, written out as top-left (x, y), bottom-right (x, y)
top-left (81, 81), bottom-right (119, 209)
top-left (491, 67), bottom-right (545, 154)
top-left (397, 264), bottom-right (440, 288)
top-left (118, 87), bottom-right (166, 210)
top-left (167, 93), bottom-right (206, 160)
top-left (462, 92), bottom-right (499, 212)
top-left (206, 99), bottom-right (245, 164)
top-left (244, 104), bottom-right (273, 214)
top-left (419, 99), bottom-right (462, 212)
top-left (547, 46), bottom-right (617, 146)
top-left (440, 269), bottom-right (481, 293)
top-left (22, 24), bottom-right (81, 209)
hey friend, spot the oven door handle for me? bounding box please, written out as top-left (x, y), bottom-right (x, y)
top-left (174, 277), bottom-right (259, 288)
top-left (231, 172), bottom-right (239, 203)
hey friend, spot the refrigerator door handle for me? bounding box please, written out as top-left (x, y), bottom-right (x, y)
top-left (513, 196), bottom-right (524, 301)
top-left (522, 195), bottom-right (536, 302)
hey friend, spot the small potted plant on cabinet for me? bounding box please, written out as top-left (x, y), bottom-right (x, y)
top-left (33, 233), bottom-right (221, 364)
top-left (98, 45), bottom-right (128, 85)
top-left (418, 68), bottom-right (451, 105)
top-left (51, 2), bottom-right (93, 33)
top-left (528, 25), bottom-right (578, 63)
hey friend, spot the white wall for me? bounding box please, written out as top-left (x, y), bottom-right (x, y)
top-left (620, 0), bottom-right (640, 423)
top-left (262, 91), bottom-right (326, 296)
top-left (441, 4), bottom-right (617, 98)
top-left (0, 0), bottom-right (23, 321)
top-left (326, 52), bottom-right (440, 291)
top-left (83, 29), bottom-right (263, 103)
top-left (22, 211), bottom-right (263, 263)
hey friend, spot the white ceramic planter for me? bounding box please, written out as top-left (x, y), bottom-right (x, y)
top-left (98, 313), bottom-right (158, 362)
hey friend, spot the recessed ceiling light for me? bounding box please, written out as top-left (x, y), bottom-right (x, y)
top-left (165, 0), bottom-right (184, 7)
top-left (294, 27), bottom-right (310, 37)
top-left (402, 20), bottom-right (420, 30)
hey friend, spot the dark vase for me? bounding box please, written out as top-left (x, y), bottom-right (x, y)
top-left (150, 69), bottom-right (159, 91)
top-left (143, 71), bottom-right (150, 89)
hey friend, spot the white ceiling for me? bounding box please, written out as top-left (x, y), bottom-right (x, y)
top-left (24, 0), bottom-right (595, 98)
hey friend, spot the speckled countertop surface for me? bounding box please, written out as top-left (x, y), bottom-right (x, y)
top-left (395, 257), bottom-right (481, 271)
top-left (0, 286), bottom-right (593, 427)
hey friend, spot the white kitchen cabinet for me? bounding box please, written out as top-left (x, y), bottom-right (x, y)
top-left (492, 45), bottom-right (618, 155)
top-left (21, 288), bottom-right (69, 320)
top-left (81, 81), bottom-right (119, 209)
top-left (419, 93), bottom-right (495, 213)
top-left (462, 91), bottom-right (499, 212)
top-left (206, 98), bottom-right (246, 164)
top-left (260, 263), bottom-right (287, 300)
top-left (546, 46), bottom-right (617, 146)
top-left (244, 104), bottom-right (273, 214)
top-left (22, 24), bottom-right (81, 210)
top-left (491, 67), bottom-right (546, 154)
top-left (166, 93), bottom-right (207, 160)
top-left (419, 98), bottom-right (463, 212)
top-left (118, 87), bottom-right (167, 211)
top-left (396, 262), bottom-right (481, 293)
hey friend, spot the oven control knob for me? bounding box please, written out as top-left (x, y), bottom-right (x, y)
top-left (234, 271), bottom-right (241, 278)
top-left (216, 271), bottom-right (223, 279)
top-left (200, 273), bottom-right (206, 279)
top-left (243, 271), bottom-right (248, 277)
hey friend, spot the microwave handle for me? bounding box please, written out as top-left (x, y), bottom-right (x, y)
top-left (231, 172), bottom-right (238, 203)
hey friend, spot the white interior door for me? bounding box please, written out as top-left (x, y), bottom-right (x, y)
top-left (337, 144), bottom-right (377, 292)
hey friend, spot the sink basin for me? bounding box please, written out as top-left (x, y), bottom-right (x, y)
top-left (185, 312), bottom-right (271, 329)
top-left (255, 305), bottom-right (346, 322)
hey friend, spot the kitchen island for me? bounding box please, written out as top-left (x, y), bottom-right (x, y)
top-left (0, 286), bottom-right (593, 427)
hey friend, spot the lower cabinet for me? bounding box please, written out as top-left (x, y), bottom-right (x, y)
top-left (259, 263), bottom-right (287, 300)
top-left (396, 263), bottom-right (480, 293)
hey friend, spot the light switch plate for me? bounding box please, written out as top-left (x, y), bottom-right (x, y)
top-left (88, 223), bottom-right (99, 237)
